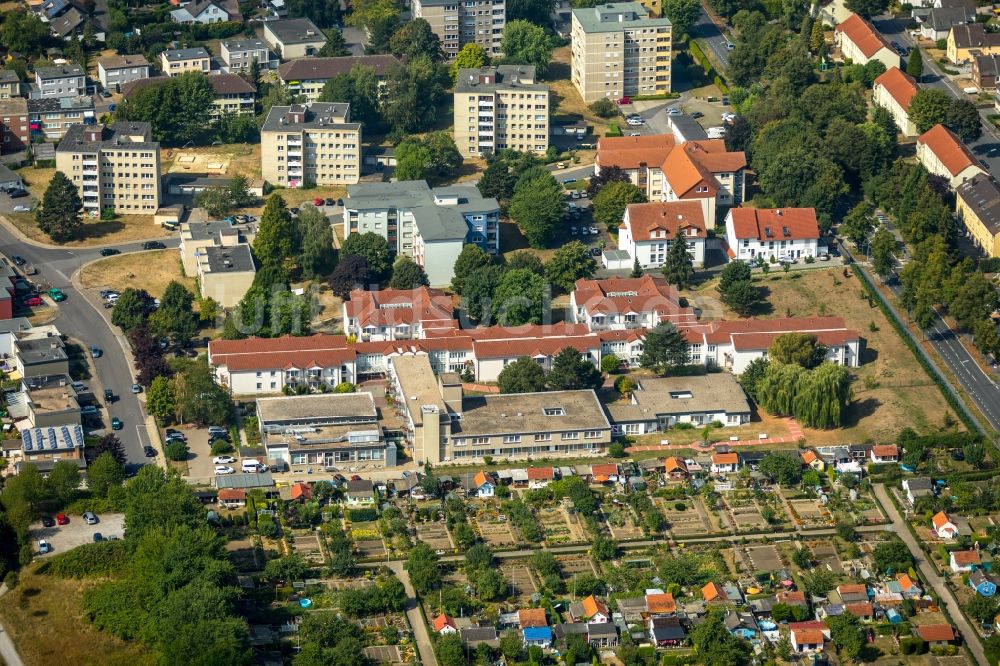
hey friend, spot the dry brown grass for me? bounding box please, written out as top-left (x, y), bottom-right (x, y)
top-left (693, 267), bottom-right (959, 444)
top-left (0, 567), bottom-right (156, 666)
top-left (273, 185), bottom-right (348, 209)
top-left (548, 46), bottom-right (612, 136)
top-left (4, 212), bottom-right (165, 247)
top-left (80, 250), bottom-right (196, 298)
top-left (160, 143), bottom-right (262, 179)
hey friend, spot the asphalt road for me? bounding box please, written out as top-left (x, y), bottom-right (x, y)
top-left (0, 219), bottom-right (179, 471)
top-left (691, 2), bottom-right (732, 70)
top-left (873, 16), bottom-right (1000, 175)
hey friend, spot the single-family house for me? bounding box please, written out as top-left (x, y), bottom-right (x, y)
top-left (344, 479), bottom-right (375, 505)
top-left (724, 207), bottom-right (821, 263)
top-left (518, 608), bottom-right (548, 628)
top-left (664, 457), bottom-right (689, 481)
top-left (711, 452), bottom-right (740, 475)
top-left (973, 54), bottom-right (1000, 90)
top-left (903, 477), bottom-right (933, 506)
top-left (790, 628), bottom-right (825, 654)
top-left (461, 626), bottom-right (499, 648)
top-left (171, 0), bottom-right (237, 24)
top-left (933, 511), bottom-right (960, 539)
top-left (434, 615), bottom-right (458, 635)
top-left (845, 602), bottom-right (874, 621)
top-left (951, 549), bottom-right (983, 572)
top-left (466, 471), bottom-right (496, 498)
top-left (896, 574), bottom-right (922, 598)
top-left (648, 616), bottom-right (685, 646)
top-left (590, 463), bottom-right (619, 482)
top-left (646, 592), bottom-right (677, 615)
top-left (586, 623), bottom-right (618, 648)
top-left (801, 449), bottom-right (825, 471)
top-left (527, 466), bottom-right (555, 488)
top-left (873, 67), bottom-right (919, 137)
top-left (970, 570), bottom-right (998, 596)
top-left (948, 23), bottom-right (1000, 64)
top-left (568, 595), bottom-right (611, 624)
top-left (837, 584), bottom-right (869, 605)
top-left (914, 623), bottom-right (955, 648)
top-left (920, 5), bottom-right (976, 41)
top-left (218, 488), bottom-right (246, 508)
top-left (263, 18), bottom-right (326, 60)
top-left (834, 13), bottom-right (901, 69)
top-left (917, 123), bottom-right (986, 189)
top-left (869, 444), bottom-right (899, 463)
top-left (777, 590), bottom-right (807, 608)
top-left (522, 626), bottom-right (552, 647)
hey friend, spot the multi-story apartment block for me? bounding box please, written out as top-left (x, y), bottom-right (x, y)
top-left (0, 70), bottom-right (20, 99)
top-left (260, 103), bottom-right (362, 188)
top-left (388, 355), bottom-right (612, 464)
top-left (956, 173), bottom-right (1000, 257)
top-left (209, 74), bottom-right (256, 117)
top-left (0, 99), bottom-right (30, 155)
top-left (343, 286), bottom-right (457, 341)
top-left (411, 0), bottom-right (505, 59)
top-left (263, 18), bottom-right (326, 60)
top-left (917, 123), bottom-right (986, 189)
top-left (834, 13), bottom-right (900, 69)
top-left (454, 65), bottom-right (549, 158)
top-left (220, 38), bottom-right (276, 72)
top-left (344, 180), bottom-right (500, 285)
top-left (569, 275), bottom-right (698, 332)
top-left (159, 48), bottom-right (211, 76)
top-left (872, 66), bottom-right (919, 137)
top-left (27, 96), bottom-right (95, 140)
top-left (618, 200), bottom-right (706, 268)
top-left (97, 55), bottom-right (151, 92)
top-left (276, 55), bottom-right (399, 101)
top-left (570, 2), bottom-right (672, 102)
top-left (723, 207), bottom-right (821, 264)
top-left (196, 244), bottom-right (256, 308)
top-left (33, 64), bottom-right (85, 99)
top-left (55, 122), bottom-right (161, 215)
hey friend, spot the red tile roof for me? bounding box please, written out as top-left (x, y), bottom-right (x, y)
top-left (801, 450), bottom-right (819, 464)
top-left (572, 276), bottom-right (698, 325)
top-left (433, 614), bottom-right (456, 632)
top-left (933, 511), bottom-right (954, 530)
top-left (918, 123), bottom-right (983, 177)
top-left (596, 134), bottom-right (676, 170)
top-left (728, 207), bottom-right (820, 242)
top-left (874, 67), bottom-right (918, 111)
top-left (527, 466), bottom-right (555, 480)
top-left (590, 463), bottom-right (620, 477)
top-left (581, 595), bottom-right (609, 618)
top-left (915, 624), bottom-right (955, 642)
top-left (662, 141), bottom-right (746, 199)
top-left (712, 452), bottom-right (739, 465)
top-left (846, 602), bottom-right (873, 617)
top-left (472, 335), bottom-right (601, 360)
top-left (210, 333), bottom-right (349, 357)
top-left (218, 488), bottom-right (246, 500)
top-left (664, 457), bottom-right (687, 474)
top-left (872, 444), bottom-right (898, 458)
top-left (518, 608), bottom-right (548, 627)
top-left (952, 550), bottom-right (981, 566)
top-left (835, 13), bottom-right (892, 59)
top-left (792, 628), bottom-right (826, 645)
top-left (344, 287), bottom-right (456, 331)
top-left (290, 482), bottom-right (312, 500)
top-left (624, 201), bottom-right (706, 243)
top-left (646, 592), bottom-right (677, 613)
top-left (702, 582), bottom-right (725, 601)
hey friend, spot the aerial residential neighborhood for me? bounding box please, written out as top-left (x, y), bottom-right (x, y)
top-left (2, 0), bottom-right (1000, 663)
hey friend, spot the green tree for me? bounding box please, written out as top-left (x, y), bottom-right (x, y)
top-left (601, 353), bottom-right (621, 374)
top-left (690, 612), bottom-right (748, 665)
top-left (388, 256), bottom-right (430, 289)
top-left (768, 333), bottom-right (825, 368)
top-left (505, 251), bottom-right (545, 274)
top-left (630, 258), bottom-right (643, 278)
top-left (172, 360), bottom-right (233, 427)
top-left (395, 132), bottom-right (462, 184)
top-left (254, 194), bottom-right (297, 269)
top-left (500, 20), bottom-right (553, 76)
top-left (591, 535), bottom-right (617, 561)
top-left (0, 11), bottom-right (50, 55)
top-left (906, 48), bottom-right (923, 80)
top-left (318, 64), bottom-right (382, 128)
top-left (947, 98), bottom-right (983, 142)
top-left (47, 460), bottom-right (80, 504)
top-left (497, 356), bottom-right (547, 393)
top-left (758, 453), bottom-right (803, 486)
top-left (844, 0), bottom-right (887, 19)
top-left (389, 18), bottom-right (442, 61)
top-left (966, 594), bottom-right (999, 624)
top-left (194, 187), bottom-right (233, 218)
top-left (841, 202), bottom-right (875, 247)
top-left (436, 634), bottom-right (466, 666)
top-left (544, 241), bottom-right (597, 292)
top-left (963, 441), bottom-right (986, 467)
top-left (738, 357), bottom-right (769, 402)
top-left (87, 451), bottom-right (125, 498)
top-left (662, 234), bottom-right (693, 289)
top-left (662, 0), bottom-right (699, 36)
top-left (318, 27), bottom-right (350, 56)
top-left (295, 205), bottom-right (337, 279)
top-left (810, 19), bottom-right (825, 53)
top-left (263, 553), bottom-right (310, 581)
top-left (150, 281), bottom-right (198, 346)
top-left (718, 260), bottom-right (752, 292)
top-left (405, 543), bottom-right (441, 594)
top-left (452, 43), bottom-right (487, 82)
top-left (492, 268), bottom-right (546, 325)
top-left (547, 346), bottom-right (602, 391)
top-left (794, 363), bottom-right (852, 428)
top-left (342, 232), bottom-right (393, 282)
top-left (592, 180), bottom-right (646, 232)
top-left (347, 0), bottom-right (400, 51)
top-left (827, 614), bottom-right (864, 659)
top-left (451, 244), bottom-right (493, 293)
top-left (589, 98), bottom-right (617, 117)
top-left (870, 227), bottom-right (897, 280)
top-left (908, 88), bottom-right (951, 133)
top-left (757, 362), bottom-right (807, 415)
top-left (115, 72), bottom-right (215, 145)
top-left (384, 56), bottom-right (447, 134)
top-left (509, 172), bottom-right (564, 248)
top-left (872, 539), bottom-right (913, 573)
top-left (721, 277), bottom-right (761, 316)
top-left (111, 288), bottom-right (154, 332)
top-left (461, 265), bottom-right (504, 324)
top-left (36, 171), bottom-right (82, 241)
top-left (639, 323), bottom-right (689, 372)
top-left (499, 630), bottom-right (524, 662)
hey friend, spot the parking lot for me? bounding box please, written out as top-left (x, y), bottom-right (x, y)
top-left (33, 512), bottom-right (125, 556)
top-left (0, 188), bottom-right (35, 214)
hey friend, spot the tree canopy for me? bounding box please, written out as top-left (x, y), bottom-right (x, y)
top-left (37, 171), bottom-right (82, 241)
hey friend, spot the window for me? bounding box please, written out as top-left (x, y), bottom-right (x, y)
top-left (534, 433), bottom-right (552, 441)
top-left (502, 435), bottom-right (521, 443)
top-left (543, 407), bottom-right (565, 416)
top-left (563, 431), bottom-right (579, 440)
top-left (584, 431), bottom-right (602, 439)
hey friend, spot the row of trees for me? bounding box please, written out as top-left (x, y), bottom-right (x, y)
top-left (496, 347), bottom-right (603, 393)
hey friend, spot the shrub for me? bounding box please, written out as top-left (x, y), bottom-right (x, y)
top-left (348, 508), bottom-right (378, 522)
top-left (589, 98), bottom-right (617, 117)
top-left (614, 375), bottom-right (635, 395)
top-left (40, 540), bottom-right (128, 579)
top-left (608, 442), bottom-right (627, 458)
top-left (674, 502), bottom-right (686, 511)
top-left (164, 440), bottom-right (188, 461)
top-left (606, 122), bottom-right (623, 137)
top-left (210, 439), bottom-right (234, 455)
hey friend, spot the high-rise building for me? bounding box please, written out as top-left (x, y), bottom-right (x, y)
top-left (55, 122), bottom-right (161, 215)
top-left (453, 65), bottom-right (548, 158)
top-left (411, 0), bottom-right (505, 60)
top-left (260, 103), bottom-right (362, 188)
top-left (570, 2), bottom-right (671, 102)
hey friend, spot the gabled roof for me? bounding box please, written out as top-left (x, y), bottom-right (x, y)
top-left (712, 452), bottom-right (739, 465)
top-left (218, 488), bottom-right (246, 500)
top-left (872, 444), bottom-right (898, 457)
top-left (433, 614), bottom-right (457, 632)
top-left (845, 602), bottom-right (873, 617)
top-left (664, 457), bottom-right (687, 474)
top-left (571, 276), bottom-right (698, 325)
top-left (950, 23), bottom-right (1000, 49)
top-left (527, 466), bottom-right (555, 480)
top-left (581, 595), bottom-right (609, 618)
top-left (728, 207), bottom-right (820, 242)
top-left (473, 471), bottom-right (492, 488)
top-left (874, 67), bottom-right (918, 111)
top-left (835, 13), bottom-right (893, 58)
top-left (933, 510), bottom-right (955, 529)
top-left (590, 463), bottom-right (619, 477)
top-left (663, 140), bottom-right (746, 199)
top-left (896, 574), bottom-right (918, 591)
top-left (624, 201), bottom-right (707, 243)
top-left (646, 592), bottom-right (676, 613)
top-left (801, 450), bottom-right (819, 464)
top-left (952, 550), bottom-right (982, 566)
top-left (915, 624), bottom-right (955, 642)
top-left (518, 608), bottom-right (548, 627)
top-left (702, 582), bottom-right (725, 601)
top-left (596, 134), bottom-right (675, 170)
top-left (918, 123), bottom-right (982, 177)
top-left (792, 628), bottom-right (826, 644)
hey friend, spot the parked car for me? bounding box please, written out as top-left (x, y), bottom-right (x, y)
top-left (131, 384), bottom-right (141, 394)
top-left (213, 455), bottom-right (236, 464)
top-left (99, 248), bottom-right (120, 257)
top-left (589, 226), bottom-right (598, 235)
top-left (93, 532), bottom-right (104, 542)
top-left (165, 432), bottom-right (187, 442)
top-left (142, 241), bottom-right (166, 250)
top-left (80, 405), bottom-right (99, 415)
top-left (313, 197), bottom-right (324, 206)
top-left (208, 426), bottom-right (229, 438)
top-left (666, 107), bottom-right (682, 116)
top-left (56, 513), bottom-right (69, 525)
top-left (324, 198), bottom-right (336, 206)
top-left (616, 96), bottom-right (631, 105)
top-left (690, 111), bottom-right (704, 119)
top-left (143, 446), bottom-right (157, 458)
top-left (111, 417), bottom-right (122, 430)
top-left (570, 227), bottom-right (578, 235)
top-left (726, 41), bottom-right (735, 50)
top-left (165, 428), bottom-right (183, 437)
top-left (83, 511), bottom-right (99, 525)
top-left (12, 205), bottom-right (29, 213)
top-left (289, 207), bottom-right (300, 216)
top-left (215, 465), bottom-right (235, 475)
top-left (589, 247), bottom-right (602, 256)
top-left (91, 345), bottom-right (102, 358)
top-left (11, 255), bottom-right (24, 266)
top-left (38, 540), bottom-right (51, 554)
top-left (625, 117), bottom-right (643, 126)
top-left (48, 288), bottom-right (66, 302)
top-left (41, 516), bottom-right (55, 527)
top-left (8, 189), bottom-right (27, 198)
top-left (721, 112), bottom-right (737, 123)
top-left (21, 296), bottom-right (41, 307)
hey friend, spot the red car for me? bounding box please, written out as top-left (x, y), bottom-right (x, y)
top-left (21, 296), bottom-right (41, 307)
top-left (55, 513), bottom-right (69, 525)
top-left (313, 197), bottom-right (324, 206)
top-left (616, 96), bottom-right (631, 105)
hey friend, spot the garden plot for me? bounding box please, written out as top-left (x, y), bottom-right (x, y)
top-left (557, 554), bottom-right (599, 576)
top-left (363, 645), bottom-right (403, 663)
top-left (443, 569), bottom-right (470, 590)
top-left (808, 540), bottom-right (843, 573)
top-left (501, 564), bottom-right (538, 603)
top-left (355, 539), bottom-right (387, 559)
top-left (746, 545), bottom-right (783, 573)
top-left (602, 508), bottom-right (644, 540)
top-left (326, 578), bottom-right (374, 590)
top-left (416, 522), bottom-right (454, 551)
top-left (289, 528), bottom-right (325, 564)
top-left (724, 496), bottom-right (770, 531)
top-left (537, 505), bottom-right (587, 545)
top-left (659, 499), bottom-right (710, 537)
top-left (789, 499), bottom-right (832, 528)
top-left (225, 536), bottom-right (261, 571)
top-left (474, 517), bottom-right (517, 547)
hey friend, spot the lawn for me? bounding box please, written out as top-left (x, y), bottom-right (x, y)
top-left (5, 211), bottom-right (164, 247)
top-left (693, 267), bottom-right (959, 443)
top-left (548, 46), bottom-right (613, 136)
top-left (79, 250), bottom-right (197, 298)
top-left (0, 568), bottom-right (156, 666)
top-left (160, 143), bottom-right (261, 179)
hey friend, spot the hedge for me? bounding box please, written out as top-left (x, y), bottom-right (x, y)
top-left (348, 508), bottom-right (378, 522)
top-left (36, 540), bottom-right (128, 579)
top-left (689, 40), bottom-right (713, 75)
top-left (851, 264), bottom-right (984, 435)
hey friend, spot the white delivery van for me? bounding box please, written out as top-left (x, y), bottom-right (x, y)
top-left (241, 459), bottom-right (265, 473)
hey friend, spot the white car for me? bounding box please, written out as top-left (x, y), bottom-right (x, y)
top-left (214, 465), bottom-right (235, 475)
top-left (38, 539), bottom-right (51, 554)
top-left (213, 455), bottom-right (236, 464)
top-left (625, 117), bottom-right (643, 126)
top-left (628, 132), bottom-right (641, 136)
top-left (721, 112), bottom-right (737, 122)
top-left (726, 41), bottom-right (735, 50)
top-left (13, 205), bottom-right (29, 213)
top-left (666, 107), bottom-right (682, 116)
top-left (707, 126), bottom-right (726, 139)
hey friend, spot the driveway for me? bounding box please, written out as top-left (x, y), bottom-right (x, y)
top-left (32, 512), bottom-right (125, 556)
top-left (172, 426), bottom-right (218, 480)
top-left (873, 484), bottom-right (987, 666)
top-left (386, 561), bottom-right (438, 666)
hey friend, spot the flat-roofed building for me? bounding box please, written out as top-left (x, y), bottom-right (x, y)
top-left (263, 18), bottom-right (326, 60)
top-left (220, 38), bottom-right (277, 72)
top-left (27, 96), bottom-right (96, 140)
top-left (454, 65), bottom-right (548, 158)
top-left (570, 2), bottom-right (672, 102)
top-left (276, 54), bottom-right (399, 100)
top-left (606, 373), bottom-right (751, 435)
top-left (957, 173), bottom-right (1000, 257)
top-left (412, 0), bottom-right (505, 59)
top-left (97, 54), bottom-right (151, 92)
top-left (261, 103), bottom-right (361, 187)
top-left (917, 123), bottom-right (986, 188)
top-left (56, 122), bottom-right (161, 215)
top-left (196, 244), bottom-right (256, 308)
top-left (872, 66), bottom-right (919, 136)
top-left (13, 375), bottom-right (80, 429)
top-left (159, 47), bottom-right (211, 76)
top-left (388, 355), bottom-right (612, 464)
top-left (20, 423), bottom-right (85, 465)
top-left (257, 392), bottom-right (397, 469)
top-left (179, 219), bottom-right (255, 274)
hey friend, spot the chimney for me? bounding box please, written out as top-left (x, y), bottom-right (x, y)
top-left (776, 209), bottom-right (782, 216)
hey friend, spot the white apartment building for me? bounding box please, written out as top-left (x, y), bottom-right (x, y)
top-left (342, 286), bottom-right (457, 341)
top-left (724, 207), bottom-right (821, 263)
top-left (55, 122), bottom-right (161, 215)
top-left (873, 66), bottom-right (919, 137)
top-left (570, 2), bottom-right (672, 102)
top-left (916, 123), bottom-right (986, 189)
top-left (344, 181), bottom-right (500, 285)
top-left (569, 275), bottom-right (698, 331)
top-left (618, 200), bottom-right (707, 268)
top-left (834, 13), bottom-right (901, 69)
top-left (260, 103), bottom-right (361, 187)
top-left (411, 0), bottom-right (505, 59)
top-left (453, 65), bottom-right (548, 158)
top-left (159, 48), bottom-right (212, 76)
top-left (97, 55), bottom-right (151, 92)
